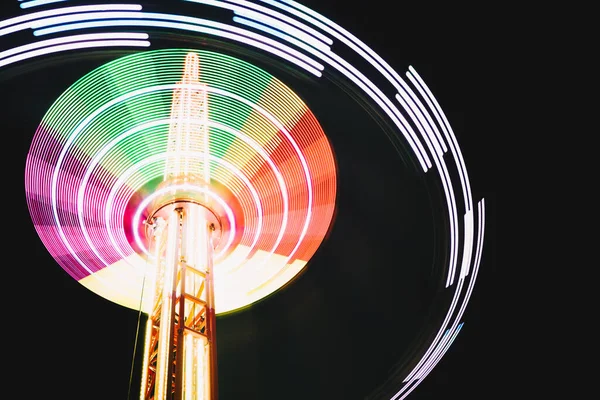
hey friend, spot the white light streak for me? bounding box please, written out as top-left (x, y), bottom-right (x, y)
top-left (232, 15), bottom-right (431, 170)
top-left (19, 7), bottom-right (430, 171)
top-left (233, 9), bottom-right (330, 52)
top-left (235, 2), bottom-right (433, 170)
top-left (0, 39), bottom-right (149, 68)
top-left (186, 0), bottom-right (333, 45)
top-left (20, 0), bottom-right (67, 9)
top-left (188, 0), bottom-right (432, 171)
top-left (394, 91), bottom-right (459, 289)
top-left (0, 32), bottom-right (149, 60)
top-left (207, 84), bottom-right (313, 268)
top-left (403, 278), bottom-right (465, 383)
top-left (0, 4), bottom-right (143, 32)
top-left (404, 70), bottom-right (464, 287)
top-left (208, 120), bottom-right (288, 262)
top-left (459, 209), bottom-right (474, 279)
top-left (394, 324), bottom-right (464, 400)
top-left (325, 51), bottom-right (431, 168)
top-left (449, 201), bottom-right (486, 346)
top-left (418, 322), bottom-right (464, 379)
top-left (413, 325), bottom-right (458, 381)
top-left (402, 200), bottom-right (484, 394)
top-left (408, 66), bottom-right (473, 212)
top-left (395, 91), bottom-right (444, 158)
top-left (473, 199), bottom-right (486, 281)
top-left (31, 13), bottom-right (323, 76)
top-left (397, 77), bottom-right (448, 153)
top-left (261, 0), bottom-right (410, 100)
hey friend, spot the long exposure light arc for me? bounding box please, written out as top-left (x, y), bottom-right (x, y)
top-left (24, 48), bottom-right (336, 314)
top-left (0, 4), bottom-right (143, 32)
top-left (408, 67), bottom-right (473, 212)
top-left (27, 10), bottom-right (326, 74)
top-left (29, 10), bottom-right (432, 172)
top-left (0, 39), bottom-right (151, 67)
top-left (20, 0), bottom-right (67, 10)
top-left (401, 200), bottom-right (486, 392)
top-left (3, 1), bottom-right (488, 398)
top-left (394, 90), bottom-right (460, 291)
top-left (245, 0), bottom-right (477, 292)
top-left (234, 8), bottom-right (332, 49)
top-left (402, 212), bottom-right (484, 399)
top-left (32, 17), bottom-right (324, 77)
top-left (0, 32), bottom-right (149, 60)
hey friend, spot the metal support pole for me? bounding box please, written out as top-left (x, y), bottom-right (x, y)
top-left (141, 203), bottom-right (219, 400)
top-left (205, 223), bottom-right (218, 400)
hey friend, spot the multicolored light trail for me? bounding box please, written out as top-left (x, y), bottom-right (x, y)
top-left (24, 48), bottom-right (337, 314)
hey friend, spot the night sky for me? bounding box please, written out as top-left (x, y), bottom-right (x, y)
top-left (2, 1), bottom-right (497, 399)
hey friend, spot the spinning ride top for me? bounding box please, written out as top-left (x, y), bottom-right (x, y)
top-left (24, 49), bottom-right (338, 399)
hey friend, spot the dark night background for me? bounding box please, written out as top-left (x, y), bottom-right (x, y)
top-left (1, 1), bottom-right (497, 399)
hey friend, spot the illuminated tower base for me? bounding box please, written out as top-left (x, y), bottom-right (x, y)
top-left (141, 200), bottom-right (220, 400)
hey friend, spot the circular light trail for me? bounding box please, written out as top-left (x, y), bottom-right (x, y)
top-left (24, 48), bottom-right (338, 315)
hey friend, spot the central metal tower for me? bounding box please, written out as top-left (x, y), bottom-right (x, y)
top-left (140, 52), bottom-right (219, 400)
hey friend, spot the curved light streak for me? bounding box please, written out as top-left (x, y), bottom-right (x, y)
top-left (187, 0), bottom-right (333, 46)
top-left (233, 15), bottom-right (326, 53)
top-left (249, 4), bottom-right (485, 398)
top-left (231, 15), bottom-right (431, 172)
top-left (0, 4), bottom-right (142, 32)
top-left (408, 67), bottom-right (473, 212)
top-left (397, 77), bottom-right (448, 154)
top-left (189, 0), bottom-right (432, 170)
top-left (401, 201), bottom-right (485, 394)
top-left (242, 10), bottom-right (484, 399)
top-left (20, 0), bottom-right (67, 9)
top-left (250, 0), bottom-right (477, 299)
top-left (394, 323), bottom-right (464, 400)
top-left (233, 11), bottom-right (330, 52)
top-left (404, 205), bottom-right (486, 388)
top-left (28, 11), bottom-right (325, 73)
top-left (394, 91), bottom-right (459, 290)
top-left (0, 32), bottom-right (149, 60)
top-left (0, 39), bottom-right (150, 68)
top-left (33, 17), bottom-right (323, 77)
top-left (404, 70), bottom-right (464, 287)
top-left (12, 4), bottom-right (432, 175)
top-left (206, 120), bottom-right (288, 265)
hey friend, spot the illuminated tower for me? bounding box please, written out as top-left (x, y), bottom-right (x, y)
top-left (140, 52), bottom-right (218, 400)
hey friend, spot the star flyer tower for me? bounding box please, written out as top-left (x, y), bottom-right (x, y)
top-left (25, 48), bottom-right (338, 400)
top-left (140, 52), bottom-right (218, 400)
